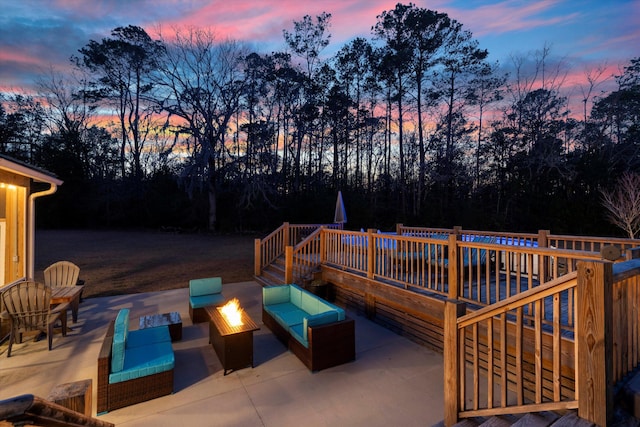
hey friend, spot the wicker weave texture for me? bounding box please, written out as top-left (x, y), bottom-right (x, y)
top-left (97, 320), bottom-right (174, 413)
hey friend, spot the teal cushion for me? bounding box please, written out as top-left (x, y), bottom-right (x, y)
top-left (289, 323), bottom-right (308, 348)
top-left (190, 293), bottom-right (225, 309)
top-left (109, 341), bottom-right (174, 384)
top-left (317, 300), bottom-right (345, 321)
top-left (289, 285), bottom-right (303, 308)
top-left (300, 291), bottom-right (319, 314)
top-left (265, 302), bottom-right (307, 327)
top-left (127, 325), bottom-right (171, 348)
top-left (262, 285), bottom-right (290, 306)
top-left (189, 277), bottom-right (222, 297)
top-left (111, 309), bottom-right (130, 373)
top-left (114, 309), bottom-right (129, 342)
top-left (264, 302), bottom-right (299, 315)
top-left (303, 311), bottom-right (340, 341)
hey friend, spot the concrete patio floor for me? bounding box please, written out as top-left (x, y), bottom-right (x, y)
top-left (0, 281), bottom-right (446, 426)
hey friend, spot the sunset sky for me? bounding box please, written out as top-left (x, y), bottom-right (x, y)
top-left (1, 0), bottom-right (638, 96)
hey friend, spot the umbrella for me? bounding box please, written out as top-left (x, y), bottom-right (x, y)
top-left (334, 191), bottom-right (347, 224)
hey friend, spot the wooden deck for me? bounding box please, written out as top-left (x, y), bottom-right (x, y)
top-left (254, 223), bottom-right (640, 426)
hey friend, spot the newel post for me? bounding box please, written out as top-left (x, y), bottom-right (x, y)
top-left (367, 229), bottom-right (375, 279)
top-left (319, 227), bottom-right (326, 264)
top-left (254, 239), bottom-right (262, 276)
top-left (538, 229), bottom-right (550, 281)
top-left (576, 260), bottom-right (614, 427)
top-left (448, 233), bottom-right (459, 299)
top-left (283, 222), bottom-right (290, 247)
top-left (444, 299), bottom-right (466, 426)
top-left (284, 246), bottom-right (293, 284)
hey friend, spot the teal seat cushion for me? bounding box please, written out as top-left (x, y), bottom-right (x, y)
top-left (190, 293), bottom-right (225, 309)
top-left (289, 323), bottom-right (308, 348)
top-left (266, 303), bottom-right (307, 327)
top-left (127, 325), bottom-right (171, 348)
top-left (189, 277), bottom-right (222, 297)
top-left (109, 341), bottom-right (175, 384)
top-left (111, 309), bottom-right (130, 373)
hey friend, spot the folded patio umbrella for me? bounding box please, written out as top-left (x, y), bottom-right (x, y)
top-left (334, 191), bottom-right (347, 224)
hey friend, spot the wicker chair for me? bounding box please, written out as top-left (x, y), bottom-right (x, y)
top-left (44, 261), bottom-right (80, 288)
top-left (1, 281), bottom-right (69, 357)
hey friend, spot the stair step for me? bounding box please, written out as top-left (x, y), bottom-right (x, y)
top-left (478, 415), bottom-right (517, 427)
top-left (512, 411), bottom-right (558, 426)
top-left (549, 412), bottom-right (595, 427)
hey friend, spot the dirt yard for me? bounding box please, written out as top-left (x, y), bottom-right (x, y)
top-left (33, 229), bottom-right (258, 299)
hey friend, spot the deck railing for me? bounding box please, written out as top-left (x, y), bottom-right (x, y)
top-left (548, 233), bottom-right (640, 257)
top-left (611, 255), bottom-right (640, 383)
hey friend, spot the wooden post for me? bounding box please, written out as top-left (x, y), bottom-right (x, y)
top-left (367, 229), bottom-right (375, 279)
top-left (285, 246), bottom-right (293, 284)
top-left (577, 260), bottom-right (613, 427)
top-left (254, 238), bottom-right (262, 276)
top-left (319, 227), bottom-right (326, 264)
top-left (538, 230), bottom-right (550, 281)
top-left (444, 299), bottom-right (466, 426)
top-left (283, 222), bottom-right (290, 247)
top-left (627, 247), bottom-right (640, 260)
top-left (396, 223), bottom-right (403, 235)
top-left (448, 233), bottom-right (459, 299)
top-left (47, 379), bottom-right (92, 417)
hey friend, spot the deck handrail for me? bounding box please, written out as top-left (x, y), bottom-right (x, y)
top-left (444, 272), bottom-right (580, 424)
top-left (611, 259), bottom-right (640, 384)
top-left (0, 394), bottom-right (114, 427)
top-left (286, 227), bottom-right (324, 284)
top-left (548, 233), bottom-right (640, 258)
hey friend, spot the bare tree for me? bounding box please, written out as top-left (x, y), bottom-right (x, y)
top-left (601, 172), bottom-right (640, 238)
top-left (156, 27), bottom-right (249, 231)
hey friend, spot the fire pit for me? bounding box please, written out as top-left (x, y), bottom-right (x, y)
top-left (205, 299), bottom-right (260, 375)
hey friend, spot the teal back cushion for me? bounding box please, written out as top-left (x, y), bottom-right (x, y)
top-left (263, 285), bottom-right (291, 306)
top-left (190, 277), bottom-right (222, 297)
top-left (111, 309), bottom-right (129, 373)
top-left (303, 311), bottom-right (339, 341)
top-left (300, 291), bottom-right (319, 314)
top-left (289, 284), bottom-right (303, 308)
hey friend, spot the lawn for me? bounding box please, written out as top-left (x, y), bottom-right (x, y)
top-left (34, 229), bottom-right (258, 298)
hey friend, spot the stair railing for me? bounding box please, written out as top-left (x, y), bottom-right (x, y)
top-left (445, 257), bottom-right (640, 426)
top-left (444, 272), bottom-right (580, 425)
top-left (285, 227), bottom-right (324, 284)
top-left (255, 223), bottom-right (342, 277)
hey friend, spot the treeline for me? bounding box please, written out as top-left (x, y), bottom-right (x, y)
top-left (1, 3), bottom-right (639, 235)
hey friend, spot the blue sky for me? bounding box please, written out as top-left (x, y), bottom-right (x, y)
top-left (1, 0), bottom-right (638, 94)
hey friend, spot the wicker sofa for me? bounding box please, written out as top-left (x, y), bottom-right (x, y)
top-left (262, 284), bottom-right (355, 371)
top-left (97, 309), bottom-right (174, 414)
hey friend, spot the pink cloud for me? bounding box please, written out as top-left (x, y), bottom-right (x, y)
top-left (442, 0), bottom-right (578, 36)
top-left (0, 49), bottom-right (44, 67)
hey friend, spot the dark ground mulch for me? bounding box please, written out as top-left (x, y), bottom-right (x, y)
top-left (34, 229), bottom-right (258, 299)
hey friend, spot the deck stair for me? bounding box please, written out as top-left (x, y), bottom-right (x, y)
top-left (438, 410), bottom-right (596, 427)
top-left (254, 255), bottom-right (286, 287)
